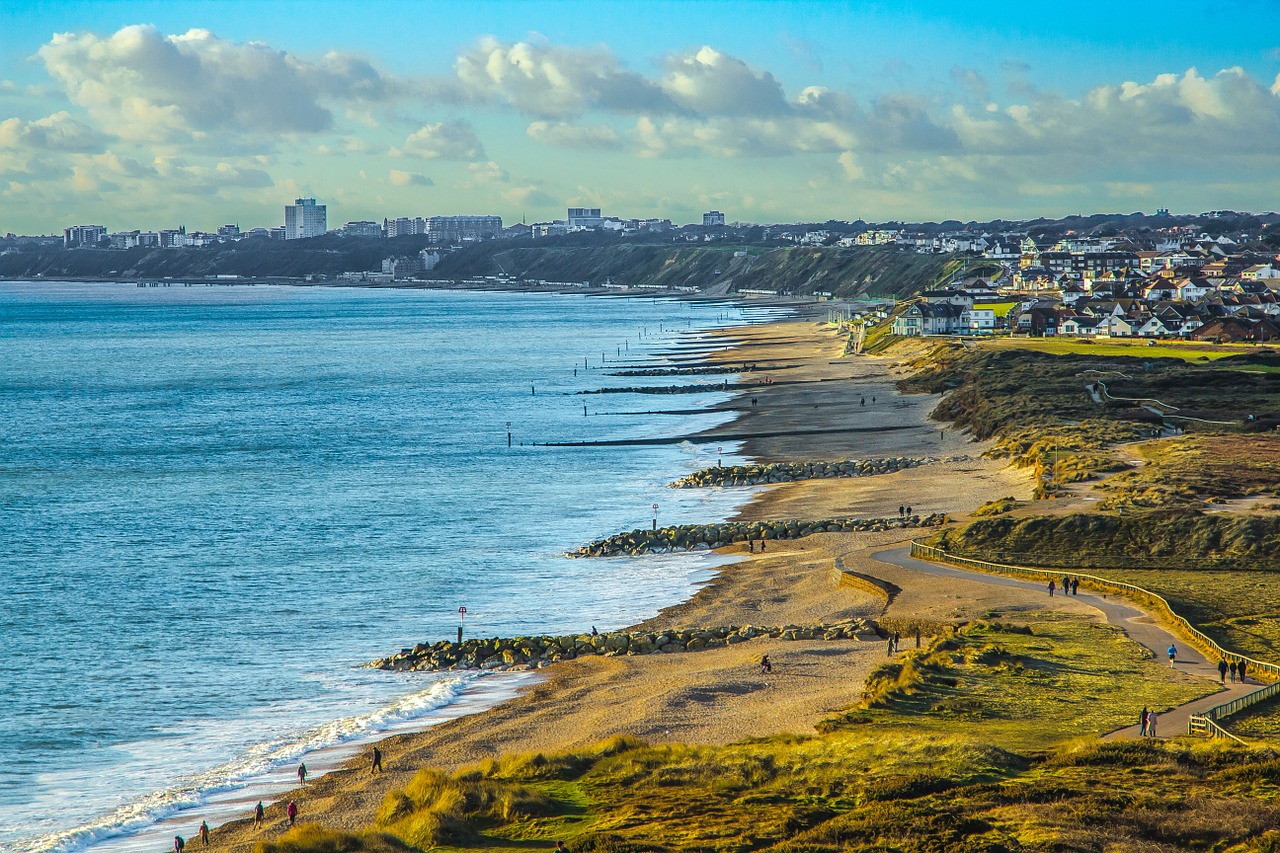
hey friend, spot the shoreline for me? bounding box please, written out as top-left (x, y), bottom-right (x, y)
top-left (54, 294), bottom-right (774, 853)
top-left (202, 317), bottom-right (1035, 850)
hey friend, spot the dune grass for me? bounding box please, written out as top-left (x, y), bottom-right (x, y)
top-left (823, 614), bottom-right (1211, 750)
top-left (329, 614), bottom-right (1233, 853)
top-left (1098, 434), bottom-right (1280, 509)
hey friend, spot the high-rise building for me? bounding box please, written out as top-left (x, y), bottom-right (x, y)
top-left (426, 215), bottom-right (503, 243)
top-left (384, 216), bottom-right (427, 238)
top-left (703, 210), bottom-right (726, 227)
top-left (217, 224), bottom-right (240, 238)
top-left (158, 227), bottom-right (186, 248)
top-left (63, 224), bottom-right (107, 247)
top-left (567, 207), bottom-right (603, 228)
top-left (284, 198), bottom-right (327, 239)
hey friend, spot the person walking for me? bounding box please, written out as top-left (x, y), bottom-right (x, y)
top-left (1147, 713), bottom-right (1158, 738)
top-left (174, 837), bottom-right (185, 853)
top-left (371, 746), bottom-right (383, 775)
top-left (760, 654), bottom-right (772, 674)
top-left (253, 801), bottom-right (265, 829)
top-left (898, 505), bottom-right (905, 518)
top-left (887, 637), bottom-right (894, 656)
top-left (1071, 578), bottom-right (1079, 596)
top-left (1061, 575), bottom-right (1070, 595)
top-left (1218, 659), bottom-right (1229, 683)
top-left (1139, 706), bottom-right (1148, 737)
top-left (286, 800), bottom-right (298, 827)
top-left (1167, 644), bottom-right (1177, 667)
top-left (1239, 659), bottom-right (1249, 684)
top-left (892, 632), bottom-right (901, 653)
top-left (199, 821), bottom-right (210, 847)
top-left (297, 762), bottom-right (307, 785)
top-left (1230, 661), bottom-right (1238, 682)
top-left (1048, 580), bottom-right (1056, 597)
top-left (906, 505), bottom-right (913, 517)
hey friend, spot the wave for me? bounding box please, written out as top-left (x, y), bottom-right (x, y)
top-left (18, 675), bottom-right (477, 853)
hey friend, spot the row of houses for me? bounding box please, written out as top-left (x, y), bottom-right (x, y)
top-left (892, 270), bottom-right (1280, 342)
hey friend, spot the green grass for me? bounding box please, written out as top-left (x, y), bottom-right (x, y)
top-left (1222, 693), bottom-right (1280, 739)
top-left (311, 613), bottom-right (1236, 853)
top-left (823, 613), bottom-right (1212, 750)
top-left (980, 337), bottom-right (1249, 361)
top-left (1083, 568), bottom-right (1280, 662)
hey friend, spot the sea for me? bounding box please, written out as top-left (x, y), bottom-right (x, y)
top-left (0, 281), bottom-right (785, 853)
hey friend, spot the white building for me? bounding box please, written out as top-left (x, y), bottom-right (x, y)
top-left (703, 210), bottom-right (726, 227)
top-left (63, 224), bottom-right (106, 247)
top-left (567, 207), bottom-right (603, 228)
top-left (284, 198), bottom-right (327, 239)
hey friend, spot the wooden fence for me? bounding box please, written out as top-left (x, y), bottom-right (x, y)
top-left (908, 541), bottom-right (1280, 737)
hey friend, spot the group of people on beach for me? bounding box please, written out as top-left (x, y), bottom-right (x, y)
top-left (897, 505), bottom-right (913, 518)
top-left (1217, 658), bottom-right (1250, 683)
top-left (1047, 575), bottom-right (1080, 597)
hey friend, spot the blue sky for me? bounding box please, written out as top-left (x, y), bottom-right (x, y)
top-left (1, 0), bottom-right (1279, 232)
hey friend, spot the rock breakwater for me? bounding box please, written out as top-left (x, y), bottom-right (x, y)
top-left (577, 383), bottom-right (743, 395)
top-left (671, 456), bottom-right (948, 488)
top-left (608, 366), bottom-right (754, 377)
top-left (372, 618), bottom-right (882, 672)
top-left (569, 514), bottom-right (946, 557)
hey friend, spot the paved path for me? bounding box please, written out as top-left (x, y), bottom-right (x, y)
top-left (869, 547), bottom-right (1266, 739)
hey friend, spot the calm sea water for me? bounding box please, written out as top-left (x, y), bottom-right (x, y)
top-left (0, 282), bottom-right (776, 853)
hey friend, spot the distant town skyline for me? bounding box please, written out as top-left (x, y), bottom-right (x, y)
top-left (2, 0), bottom-right (1280, 233)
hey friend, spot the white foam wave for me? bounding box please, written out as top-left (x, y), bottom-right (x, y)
top-left (17, 675), bottom-right (475, 853)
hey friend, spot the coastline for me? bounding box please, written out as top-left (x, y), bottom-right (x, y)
top-left (205, 315), bottom-right (1035, 850)
top-left (4, 284), bottom-right (767, 853)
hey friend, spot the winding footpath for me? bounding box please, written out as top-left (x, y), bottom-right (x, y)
top-left (869, 547), bottom-right (1268, 739)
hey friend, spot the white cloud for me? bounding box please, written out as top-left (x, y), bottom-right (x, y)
top-left (150, 156), bottom-right (274, 194)
top-left (468, 160), bottom-right (510, 183)
top-left (636, 114), bottom-right (855, 159)
top-left (452, 36), bottom-right (675, 118)
top-left (394, 119), bottom-right (485, 159)
top-left (37, 25), bottom-right (398, 147)
top-left (0, 112), bottom-right (106, 152)
top-left (661, 46), bottom-right (789, 116)
top-left (389, 169), bottom-right (433, 187)
top-left (526, 120), bottom-right (621, 149)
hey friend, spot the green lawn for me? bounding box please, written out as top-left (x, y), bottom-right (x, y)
top-left (1089, 568), bottom-right (1280, 662)
top-left (979, 337), bottom-right (1249, 361)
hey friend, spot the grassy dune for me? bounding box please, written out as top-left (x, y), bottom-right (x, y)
top-left (252, 616), bottom-right (1255, 853)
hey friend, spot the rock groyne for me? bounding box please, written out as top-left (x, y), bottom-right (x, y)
top-left (569, 514), bottom-right (946, 557)
top-left (577, 383), bottom-right (744, 395)
top-left (372, 618), bottom-right (882, 673)
top-left (671, 456), bottom-right (947, 488)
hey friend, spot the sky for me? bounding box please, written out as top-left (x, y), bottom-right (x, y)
top-left (1, 0), bottom-right (1279, 233)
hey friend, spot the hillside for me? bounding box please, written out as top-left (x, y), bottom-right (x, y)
top-left (0, 237), bottom-right (956, 298)
top-left (0, 234), bottom-right (433, 280)
top-left (435, 242), bottom-right (956, 298)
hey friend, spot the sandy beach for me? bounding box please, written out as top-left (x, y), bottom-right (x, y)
top-left (210, 317), bottom-right (1037, 848)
